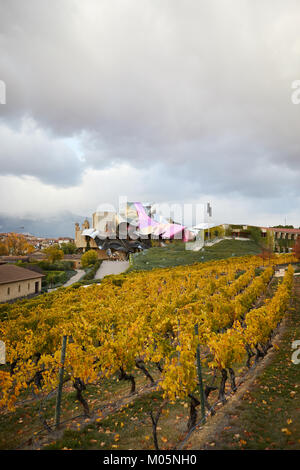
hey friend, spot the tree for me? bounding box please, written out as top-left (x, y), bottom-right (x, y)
top-left (259, 246), bottom-right (273, 266)
top-left (225, 225), bottom-right (232, 237)
top-left (0, 243), bottom-right (8, 255)
top-left (43, 245), bottom-right (64, 264)
top-left (4, 233), bottom-right (34, 255)
top-left (81, 250), bottom-right (98, 268)
top-left (213, 225), bottom-right (225, 238)
top-left (248, 226), bottom-right (262, 246)
top-left (60, 242), bottom-right (77, 255)
top-left (264, 230), bottom-right (275, 251)
top-left (46, 272), bottom-right (59, 288)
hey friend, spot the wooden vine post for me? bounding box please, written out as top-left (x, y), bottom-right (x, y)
top-left (55, 335), bottom-right (68, 429)
top-left (194, 323), bottom-right (206, 423)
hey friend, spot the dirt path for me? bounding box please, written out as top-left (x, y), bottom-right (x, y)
top-left (94, 260), bottom-right (129, 280)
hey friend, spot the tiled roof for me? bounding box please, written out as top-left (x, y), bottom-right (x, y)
top-left (0, 264), bottom-right (44, 285)
top-left (0, 256), bottom-right (30, 262)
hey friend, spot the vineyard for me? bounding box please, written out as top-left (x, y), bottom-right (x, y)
top-left (0, 252), bottom-right (297, 449)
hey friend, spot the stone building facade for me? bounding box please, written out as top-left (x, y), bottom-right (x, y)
top-left (74, 217), bottom-right (110, 258)
top-left (0, 264), bottom-right (44, 303)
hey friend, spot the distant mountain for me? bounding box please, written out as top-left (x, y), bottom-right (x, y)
top-left (0, 212), bottom-right (91, 238)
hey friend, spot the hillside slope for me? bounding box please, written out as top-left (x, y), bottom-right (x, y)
top-left (130, 239), bottom-right (262, 271)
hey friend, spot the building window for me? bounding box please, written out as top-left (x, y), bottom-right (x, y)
top-left (28, 283), bottom-right (30, 290)
top-left (7, 287), bottom-right (10, 295)
top-left (18, 285), bottom-right (21, 292)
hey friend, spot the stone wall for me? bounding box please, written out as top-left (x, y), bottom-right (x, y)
top-left (0, 278), bottom-right (42, 303)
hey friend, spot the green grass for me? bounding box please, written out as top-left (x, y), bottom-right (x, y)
top-left (130, 239), bottom-right (261, 272)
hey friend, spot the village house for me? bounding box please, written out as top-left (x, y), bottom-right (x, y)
top-left (260, 227), bottom-right (300, 252)
top-left (0, 264), bottom-right (44, 303)
top-left (57, 237), bottom-right (75, 246)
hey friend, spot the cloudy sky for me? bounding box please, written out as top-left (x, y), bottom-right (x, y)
top-left (0, 0), bottom-right (300, 227)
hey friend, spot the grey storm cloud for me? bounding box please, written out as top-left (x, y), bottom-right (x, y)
top-left (0, 0), bottom-right (300, 204)
top-left (0, 117), bottom-right (83, 186)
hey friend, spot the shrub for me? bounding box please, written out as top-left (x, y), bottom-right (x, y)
top-left (60, 242), bottom-right (77, 254)
top-left (38, 260), bottom-right (74, 271)
top-left (81, 260), bottom-right (101, 280)
top-left (45, 271), bottom-right (68, 287)
top-left (81, 250), bottom-right (98, 268)
top-left (43, 245), bottom-right (64, 263)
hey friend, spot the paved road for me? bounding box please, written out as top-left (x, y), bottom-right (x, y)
top-left (62, 269), bottom-right (85, 286)
top-left (47, 269), bottom-right (85, 292)
top-left (94, 260), bottom-right (130, 280)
